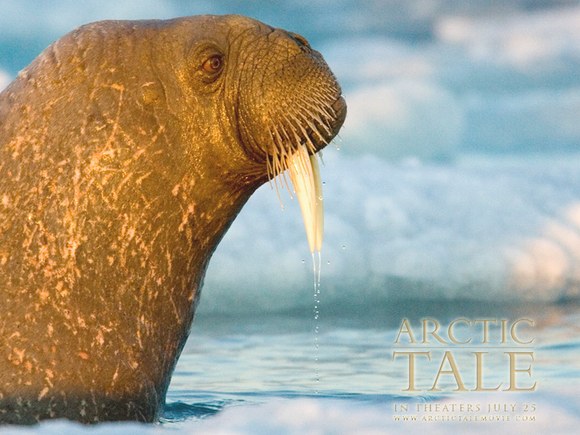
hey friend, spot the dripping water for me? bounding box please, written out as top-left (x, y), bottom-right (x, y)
top-left (311, 250), bottom-right (322, 393)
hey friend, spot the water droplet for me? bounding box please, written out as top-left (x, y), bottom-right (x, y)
top-left (309, 251), bottom-right (322, 395)
top-left (341, 244), bottom-right (347, 250)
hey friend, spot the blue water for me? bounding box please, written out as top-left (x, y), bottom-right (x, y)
top-left (4, 300), bottom-right (577, 433)
top-left (156, 300), bottom-right (580, 432)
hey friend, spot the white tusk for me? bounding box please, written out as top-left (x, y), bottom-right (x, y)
top-left (286, 145), bottom-right (324, 253)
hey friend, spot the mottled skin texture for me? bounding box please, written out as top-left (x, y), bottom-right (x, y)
top-left (0, 15), bottom-right (346, 423)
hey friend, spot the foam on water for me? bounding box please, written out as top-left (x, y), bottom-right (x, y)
top-left (1, 392), bottom-right (578, 435)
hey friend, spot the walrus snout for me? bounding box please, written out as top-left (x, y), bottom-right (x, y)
top-left (302, 94), bottom-right (347, 155)
top-left (235, 32), bottom-right (346, 178)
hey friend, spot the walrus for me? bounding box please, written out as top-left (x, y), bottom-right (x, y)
top-left (0, 15), bottom-right (346, 423)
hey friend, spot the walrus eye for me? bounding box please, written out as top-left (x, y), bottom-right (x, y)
top-left (202, 55), bottom-right (224, 74)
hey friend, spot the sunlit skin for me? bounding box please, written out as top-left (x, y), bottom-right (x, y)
top-left (0, 15), bottom-right (345, 424)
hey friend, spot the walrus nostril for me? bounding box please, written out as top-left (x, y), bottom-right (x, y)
top-left (287, 32), bottom-right (311, 50)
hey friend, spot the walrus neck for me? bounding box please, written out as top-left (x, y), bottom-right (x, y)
top-left (0, 82), bottom-right (259, 423)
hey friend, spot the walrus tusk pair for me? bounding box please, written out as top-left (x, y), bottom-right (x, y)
top-left (286, 146), bottom-right (324, 253)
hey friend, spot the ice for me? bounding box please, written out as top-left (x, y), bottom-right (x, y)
top-left (435, 6), bottom-right (580, 68)
top-left (200, 153), bottom-right (580, 314)
top-left (323, 4), bottom-right (580, 157)
top-left (339, 80), bottom-right (464, 160)
top-left (0, 0), bottom-right (177, 39)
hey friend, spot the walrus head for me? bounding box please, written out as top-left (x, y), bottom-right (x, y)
top-left (181, 15), bottom-right (347, 252)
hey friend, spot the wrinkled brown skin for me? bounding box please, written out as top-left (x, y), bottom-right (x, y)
top-left (0, 15), bottom-right (346, 424)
